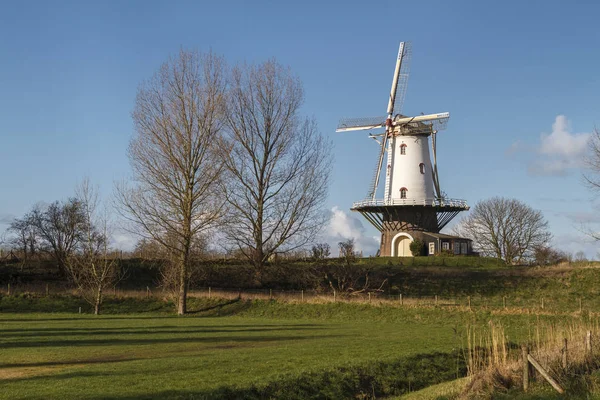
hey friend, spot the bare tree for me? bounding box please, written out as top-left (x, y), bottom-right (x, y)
top-left (29, 199), bottom-right (87, 274)
top-left (584, 128), bottom-right (600, 240)
top-left (532, 244), bottom-right (568, 266)
top-left (115, 50), bottom-right (226, 315)
top-left (311, 243), bottom-right (331, 261)
top-left (7, 214), bottom-right (37, 261)
top-left (220, 60), bottom-right (331, 281)
top-left (67, 179), bottom-right (120, 315)
top-left (455, 197), bottom-right (551, 265)
top-left (338, 239), bottom-right (356, 265)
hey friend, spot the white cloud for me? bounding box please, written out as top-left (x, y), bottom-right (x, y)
top-left (510, 115), bottom-right (591, 176)
top-left (319, 206), bottom-right (380, 256)
top-left (539, 115), bottom-right (590, 158)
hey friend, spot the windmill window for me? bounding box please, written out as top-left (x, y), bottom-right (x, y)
top-left (400, 144), bottom-right (406, 155)
top-left (419, 163), bottom-right (425, 174)
top-left (400, 187), bottom-right (407, 199)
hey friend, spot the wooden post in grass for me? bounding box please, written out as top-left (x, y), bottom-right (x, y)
top-left (301, 290), bottom-right (304, 302)
top-left (78, 307), bottom-right (82, 314)
top-left (208, 287), bottom-right (211, 299)
top-left (333, 290), bottom-right (336, 302)
top-left (7, 283), bottom-right (10, 296)
top-left (562, 338), bottom-right (568, 370)
top-left (503, 296), bottom-right (506, 310)
top-left (579, 298), bottom-right (582, 313)
top-left (585, 331), bottom-right (592, 361)
top-left (368, 292), bottom-right (371, 303)
top-left (522, 345), bottom-right (529, 391)
top-left (435, 295), bottom-right (438, 306)
top-left (541, 298), bottom-right (544, 310)
top-left (46, 284), bottom-right (49, 297)
top-left (468, 296), bottom-right (471, 311)
top-left (527, 354), bottom-right (564, 394)
top-left (400, 293), bottom-right (403, 305)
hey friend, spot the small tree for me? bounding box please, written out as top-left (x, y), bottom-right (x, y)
top-left (7, 214), bottom-right (37, 262)
top-left (322, 239), bottom-right (387, 295)
top-left (338, 239), bottom-right (356, 265)
top-left (455, 197), bottom-right (551, 265)
top-left (311, 243), bottom-right (331, 261)
top-left (533, 245), bottom-right (569, 266)
top-left (28, 199), bottom-right (87, 275)
top-left (409, 239), bottom-right (424, 257)
top-left (66, 180), bottom-right (122, 315)
top-left (574, 251), bottom-right (588, 263)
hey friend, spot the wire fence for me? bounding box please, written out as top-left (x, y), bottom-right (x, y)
top-left (0, 281), bottom-right (594, 314)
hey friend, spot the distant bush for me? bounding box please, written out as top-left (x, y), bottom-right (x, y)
top-left (533, 245), bottom-right (569, 266)
top-left (410, 239), bottom-right (425, 257)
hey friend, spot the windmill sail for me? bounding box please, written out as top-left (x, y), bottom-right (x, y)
top-left (336, 116), bottom-right (386, 132)
top-left (391, 42), bottom-right (411, 117)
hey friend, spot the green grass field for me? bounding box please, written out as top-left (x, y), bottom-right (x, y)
top-left (0, 296), bottom-right (582, 400)
top-left (0, 306), bottom-right (464, 399)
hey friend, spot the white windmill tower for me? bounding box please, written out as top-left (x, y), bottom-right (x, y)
top-left (337, 41), bottom-right (470, 257)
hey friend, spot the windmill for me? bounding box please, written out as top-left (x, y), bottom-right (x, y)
top-left (337, 41), bottom-right (470, 257)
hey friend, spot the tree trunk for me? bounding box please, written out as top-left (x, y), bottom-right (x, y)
top-left (177, 257), bottom-right (187, 315)
top-left (94, 287), bottom-right (102, 315)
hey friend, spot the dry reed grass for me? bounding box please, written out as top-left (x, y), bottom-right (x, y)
top-left (460, 318), bottom-right (600, 399)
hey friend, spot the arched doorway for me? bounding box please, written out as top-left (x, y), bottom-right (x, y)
top-left (391, 232), bottom-right (414, 257)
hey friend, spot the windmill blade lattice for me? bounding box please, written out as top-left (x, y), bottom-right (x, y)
top-left (336, 116), bottom-right (386, 131)
top-left (391, 42), bottom-right (412, 117)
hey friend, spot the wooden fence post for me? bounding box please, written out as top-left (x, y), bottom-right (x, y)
top-left (301, 290), bottom-right (304, 302)
top-left (579, 298), bottom-right (582, 313)
top-left (562, 338), bottom-right (568, 370)
top-left (541, 298), bottom-right (544, 310)
top-left (46, 284), bottom-right (49, 297)
top-left (503, 296), bottom-right (506, 310)
top-left (7, 283), bottom-right (10, 296)
top-left (146, 286), bottom-right (150, 299)
top-left (522, 345), bottom-right (529, 392)
top-left (368, 292), bottom-right (371, 303)
top-left (333, 290), bottom-right (336, 302)
top-left (208, 287), bottom-right (211, 299)
top-left (435, 295), bottom-right (438, 306)
top-left (527, 354), bottom-right (564, 394)
top-left (586, 331), bottom-right (592, 361)
top-left (400, 293), bottom-right (403, 305)
top-left (468, 296), bottom-right (471, 311)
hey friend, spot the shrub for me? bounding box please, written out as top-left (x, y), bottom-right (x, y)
top-left (410, 239), bottom-right (424, 257)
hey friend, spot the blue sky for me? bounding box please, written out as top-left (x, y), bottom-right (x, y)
top-left (1, 0), bottom-right (599, 256)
